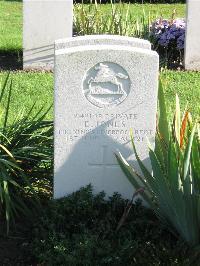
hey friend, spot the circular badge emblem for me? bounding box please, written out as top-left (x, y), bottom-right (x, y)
top-left (82, 62), bottom-right (131, 108)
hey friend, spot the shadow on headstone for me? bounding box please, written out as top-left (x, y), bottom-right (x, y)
top-left (23, 44), bottom-right (54, 71)
top-left (55, 121), bottom-right (150, 200)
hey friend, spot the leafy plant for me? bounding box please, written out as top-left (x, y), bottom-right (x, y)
top-left (73, 0), bottom-right (151, 38)
top-left (0, 74), bottom-right (53, 232)
top-left (116, 80), bottom-right (200, 247)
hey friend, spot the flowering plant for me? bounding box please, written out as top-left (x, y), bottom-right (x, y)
top-left (150, 17), bottom-right (186, 67)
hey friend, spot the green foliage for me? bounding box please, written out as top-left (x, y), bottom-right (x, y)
top-left (29, 185), bottom-right (191, 265)
top-left (75, 0), bottom-right (185, 3)
top-left (74, 2), bottom-right (185, 67)
top-left (0, 1), bottom-right (185, 53)
top-left (74, 1), bottom-right (151, 38)
top-left (0, 75), bottom-right (53, 232)
top-left (116, 81), bottom-right (200, 247)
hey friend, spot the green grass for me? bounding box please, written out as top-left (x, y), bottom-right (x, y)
top-left (161, 70), bottom-right (200, 119)
top-left (0, 1), bottom-right (22, 52)
top-left (0, 70), bottom-right (199, 121)
top-left (0, 72), bottom-right (53, 121)
top-left (77, 3), bottom-right (185, 19)
top-left (0, 1), bottom-right (185, 52)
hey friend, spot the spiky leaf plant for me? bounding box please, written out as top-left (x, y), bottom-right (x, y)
top-left (73, 0), bottom-right (151, 38)
top-left (116, 80), bottom-right (200, 247)
top-left (0, 74), bottom-right (53, 233)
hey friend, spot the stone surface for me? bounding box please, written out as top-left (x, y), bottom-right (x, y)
top-left (185, 0), bottom-right (200, 70)
top-left (54, 44), bottom-right (159, 199)
top-left (55, 35), bottom-right (151, 50)
top-left (23, 0), bottom-right (73, 70)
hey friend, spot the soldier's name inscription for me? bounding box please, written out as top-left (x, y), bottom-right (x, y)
top-left (58, 111), bottom-right (153, 142)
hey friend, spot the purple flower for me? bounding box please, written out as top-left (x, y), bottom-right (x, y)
top-left (150, 18), bottom-right (186, 50)
top-left (177, 33), bottom-right (185, 49)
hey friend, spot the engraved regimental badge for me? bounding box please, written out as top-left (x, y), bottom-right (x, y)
top-left (83, 62), bottom-right (131, 108)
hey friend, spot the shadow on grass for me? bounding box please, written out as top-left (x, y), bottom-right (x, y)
top-left (0, 50), bottom-right (22, 71)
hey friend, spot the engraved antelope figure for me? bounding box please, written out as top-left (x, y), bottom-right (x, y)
top-left (87, 63), bottom-right (128, 96)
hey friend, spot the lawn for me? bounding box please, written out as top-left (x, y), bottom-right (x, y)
top-left (0, 1), bottom-right (185, 52)
top-left (0, 71), bottom-right (53, 121)
top-left (0, 70), bottom-right (199, 122)
top-left (77, 2), bottom-right (185, 21)
top-left (0, 1), bottom-right (22, 52)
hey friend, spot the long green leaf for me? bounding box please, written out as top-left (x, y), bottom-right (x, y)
top-left (0, 72), bottom-right (10, 103)
top-left (130, 130), bottom-right (152, 181)
top-left (183, 125), bottom-right (196, 181)
top-left (174, 94), bottom-right (181, 145)
top-left (3, 80), bottom-right (12, 133)
top-left (115, 152), bottom-right (152, 206)
top-left (157, 79), bottom-right (169, 146)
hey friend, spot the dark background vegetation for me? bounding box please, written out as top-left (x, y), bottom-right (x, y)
top-left (0, 186), bottom-right (193, 265)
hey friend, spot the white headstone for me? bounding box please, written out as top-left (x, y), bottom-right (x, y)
top-left (185, 0), bottom-right (200, 70)
top-left (54, 40), bottom-right (159, 199)
top-left (55, 35), bottom-right (151, 50)
top-left (23, 0), bottom-right (73, 70)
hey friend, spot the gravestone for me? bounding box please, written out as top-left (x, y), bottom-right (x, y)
top-left (23, 0), bottom-right (73, 70)
top-left (185, 0), bottom-right (200, 70)
top-left (55, 35), bottom-right (151, 50)
top-left (54, 39), bottom-right (159, 199)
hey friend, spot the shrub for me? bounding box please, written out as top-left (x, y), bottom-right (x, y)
top-left (116, 81), bottom-right (200, 247)
top-left (150, 17), bottom-right (185, 67)
top-left (0, 74), bottom-right (53, 232)
top-left (28, 186), bottom-right (191, 265)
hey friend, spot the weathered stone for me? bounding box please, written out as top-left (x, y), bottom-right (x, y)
top-left (54, 44), bottom-right (159, 199)
top-left (185, 0), bottom-right (200, 70)
top-left (23, 0), bottom-right (73, 70)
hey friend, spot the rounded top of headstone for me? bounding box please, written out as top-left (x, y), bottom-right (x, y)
top-left (55, 35), bottom-right (151, 50)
